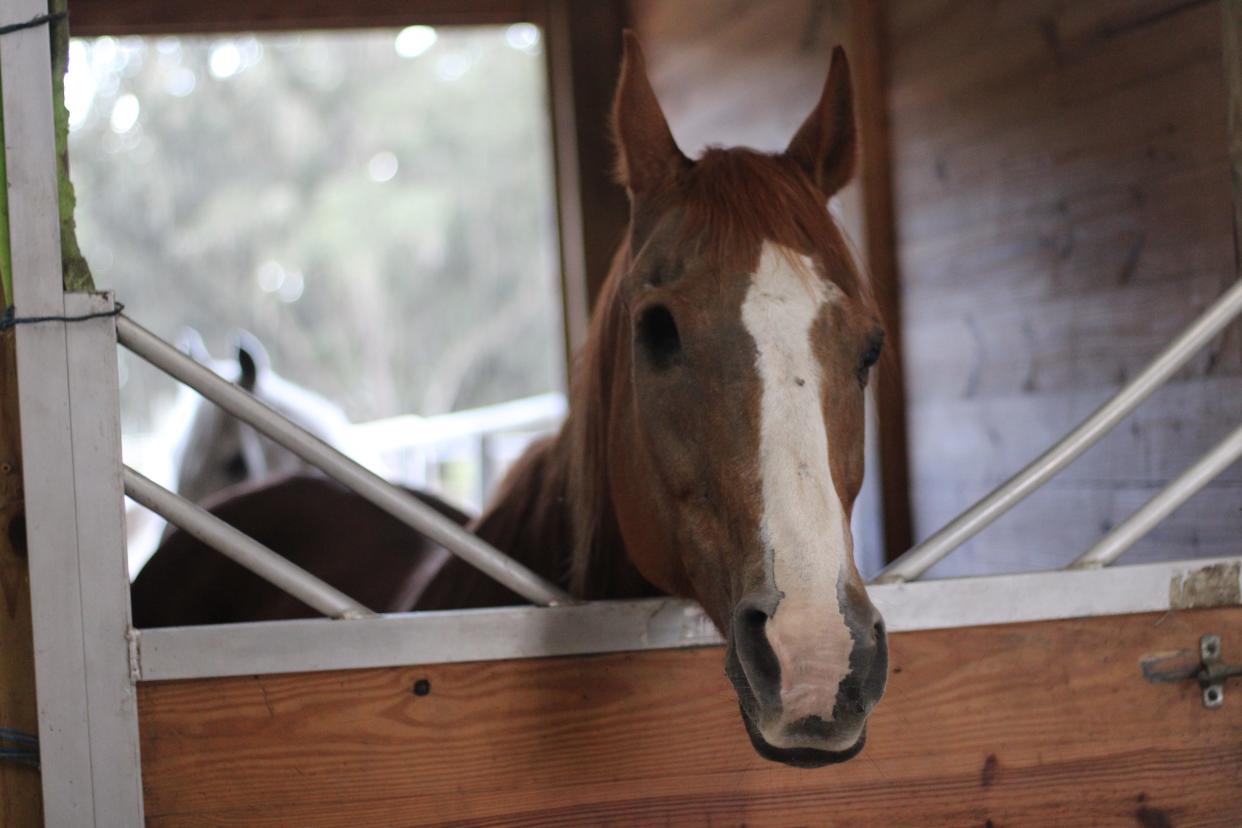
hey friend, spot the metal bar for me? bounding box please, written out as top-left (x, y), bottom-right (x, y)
top-left (124, 467), bottom-right (373, 620)
top-left (2, 1), bottom-right (98, 821)
top-left (131, 555), bottom-right (1242, 682)
top-left (64, 294), bottom-right (145, 820)
top-left (1069, 422), bottom-right (1242, 569)
top-left (873, 276), bottom-right (1242, 584)
top-left (117, 315), bottom-right (572, 607)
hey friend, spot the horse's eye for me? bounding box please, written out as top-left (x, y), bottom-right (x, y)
top-left (857, 329), bottom-right (884, 386)
top-left (636, 304), bottom-right (681, 370)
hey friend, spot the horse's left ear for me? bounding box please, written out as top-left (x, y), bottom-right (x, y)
top-left (785, 46), bottom-right (856, 199)
top-left (612, 31), bottom-right (689, 197)
top-left (236, 331), bottom-right (270, 392)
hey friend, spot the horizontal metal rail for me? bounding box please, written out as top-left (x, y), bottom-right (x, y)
top-left (133, 556), bottom-right (1242, 681)
top-left (117, 315), bottom-right (573, 607)
top-left (874, 277), bottom-right (1242, 584)
top-left (124, 467), bottom-right (373, 619)
top-left (1069, 421), bottom-right (1242, 569)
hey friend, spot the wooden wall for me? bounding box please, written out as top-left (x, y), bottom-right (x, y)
top-left (137, 606), bottom-right (1242, 825)
top-left (888, 0), bottom-right (1241, 576)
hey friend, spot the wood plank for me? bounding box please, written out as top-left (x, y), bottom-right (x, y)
top-left (887, 0), bottom-right (1240, 570)
top-left (0, 329), bottom-right (42, 825)
top-left (543, 0), bottom-right (629, 354)
top-left (907, 374), bottom-right (1242, 487)
top-left (850, 1), bottom-right (914, 563)
top-left (916, 483), bottom-right (1242, 577)
top-left (1, 0), bottom-right (96, 820)
top-left (138, 607), bottom-right (1242, 825)
top-left (68, 0), bottom-right (541, 35)
top-left (1225, 0), bottom-right (1242, 369)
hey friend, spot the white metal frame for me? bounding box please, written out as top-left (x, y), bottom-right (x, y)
top-left (133, 555), bottom-right (1242, 682)
top-left (6, 9), bottom-right (1242, 825)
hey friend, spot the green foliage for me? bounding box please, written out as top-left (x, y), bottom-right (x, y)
top-left (67, 27), bottom-right (564, 431)
top-left (52, 0), bottom-right (93, 293)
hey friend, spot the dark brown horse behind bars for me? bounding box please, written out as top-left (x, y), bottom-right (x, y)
top-left (136, 34), bottom-right (888, 769)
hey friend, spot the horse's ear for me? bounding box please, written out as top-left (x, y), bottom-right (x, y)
top-left (612, 31), bottom-right (689, 197)
top-left (235, 331), bottom-right (270, 392)
top-left (785, 46), bottom-right (856, 199)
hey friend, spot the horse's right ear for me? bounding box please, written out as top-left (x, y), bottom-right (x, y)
top-left (785, 46), bottom-right (856, 199)
top-left (612, 31), bottom-right (689, 198)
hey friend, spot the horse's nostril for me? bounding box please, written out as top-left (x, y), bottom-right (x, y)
top-left (732, 601), bottom-right (782, 709)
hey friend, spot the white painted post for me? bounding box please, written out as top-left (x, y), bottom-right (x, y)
top-left (2, 2), bottom-right (94, 823)
top-left (2, 5), bottom-right (144, 823)
top-left (64, 293), bottom-right (145, 821)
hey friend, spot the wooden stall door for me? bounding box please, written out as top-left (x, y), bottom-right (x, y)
top-left (138, 606), bottom-right (1242, 826)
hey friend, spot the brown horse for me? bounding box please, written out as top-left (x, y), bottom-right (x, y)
top-left (134, 35), bottom-right (887, 768)
top-left (421, 36), bottom-right (888, 766)
top-left (130, 475), bottom-right (467, 627)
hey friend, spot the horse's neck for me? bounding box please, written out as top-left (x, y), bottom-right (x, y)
top-left (467, 428), bottom-right (658, 603)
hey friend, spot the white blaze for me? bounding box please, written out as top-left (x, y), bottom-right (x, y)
top-left (740, 242), bottom-right (855, 748)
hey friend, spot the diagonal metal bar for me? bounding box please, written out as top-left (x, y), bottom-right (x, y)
top-left (1068, 421), bottom-right (1242, 569)
top-left (874, 276), bottom-right (1242, 584)
top-left (116, 315), bottom-right (572, 607)
top-left (124, 467), bottom-right (373, 619)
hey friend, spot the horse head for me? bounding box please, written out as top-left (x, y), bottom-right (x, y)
top-left (585, 35), bottom-right (888, 767)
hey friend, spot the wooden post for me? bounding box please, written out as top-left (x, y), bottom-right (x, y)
top-left (1227, 1), bottom-right (1242, 276)
top-left (543, 0), bottom-right (630, 360)
top-left (1, 3), bottom-right (92, 822)
top-left (0, 13), bottom-right (43, 824)
top-left (849, 2), bottom-right (913, 562)
top-left (0, 336), bottom-right (41, 828)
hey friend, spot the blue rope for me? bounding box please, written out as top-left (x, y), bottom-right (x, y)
top-left (0, 728), bottom-right (39, 770)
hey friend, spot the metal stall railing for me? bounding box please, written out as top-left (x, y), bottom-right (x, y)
top-left (117, 315), bottom-right (573, 610)
top-left (874, 276), bottom-right (1242, 584)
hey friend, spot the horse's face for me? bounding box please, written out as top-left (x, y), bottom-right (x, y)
top-left (606, 36), bottom-right (887, 767)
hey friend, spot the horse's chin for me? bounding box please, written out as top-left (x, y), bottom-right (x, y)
top-left (738, 704), bottom-right (866, 768)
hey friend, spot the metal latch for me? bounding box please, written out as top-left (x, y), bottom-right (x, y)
top-left (1199, 634), bottom-right (1242, 709)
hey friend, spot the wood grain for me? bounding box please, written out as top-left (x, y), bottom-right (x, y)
top-left (138, 607), bottom-right (1242, 825)
top-left (849, 1), bottom-right (914, 563)
top-left (68, 0), bottom-right (541, 35)
top-left (0, 331), bottom-right (42, 826)
top-left (888, 0), bottom-right (1241, 569)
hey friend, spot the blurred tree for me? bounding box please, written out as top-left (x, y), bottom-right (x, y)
top-left (66, 26), bottom-right (564, 433)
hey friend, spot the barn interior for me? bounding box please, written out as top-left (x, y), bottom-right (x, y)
top-left (3, 0), bottom-right (1240, 824)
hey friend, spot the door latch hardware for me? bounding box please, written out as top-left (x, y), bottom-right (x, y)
top-left (1199, 634), bottom-right (1242, 709)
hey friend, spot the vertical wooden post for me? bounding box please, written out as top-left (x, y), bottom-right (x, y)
top-left (0, 332), bottom-right (41, 828)
top-left (849, 1), bottom-right (914, 562)
top-left (0, 8), bottom-right (42, 825)
top-left (543, 0), bottom-right (630, 363)
top-left (1227, 1), bottom-right (1242, 275)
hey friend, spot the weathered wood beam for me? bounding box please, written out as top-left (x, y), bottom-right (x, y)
top-left (544, 0), bottom-right (629, 359)
top-left (850, 1), bottom-right (913, 562)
